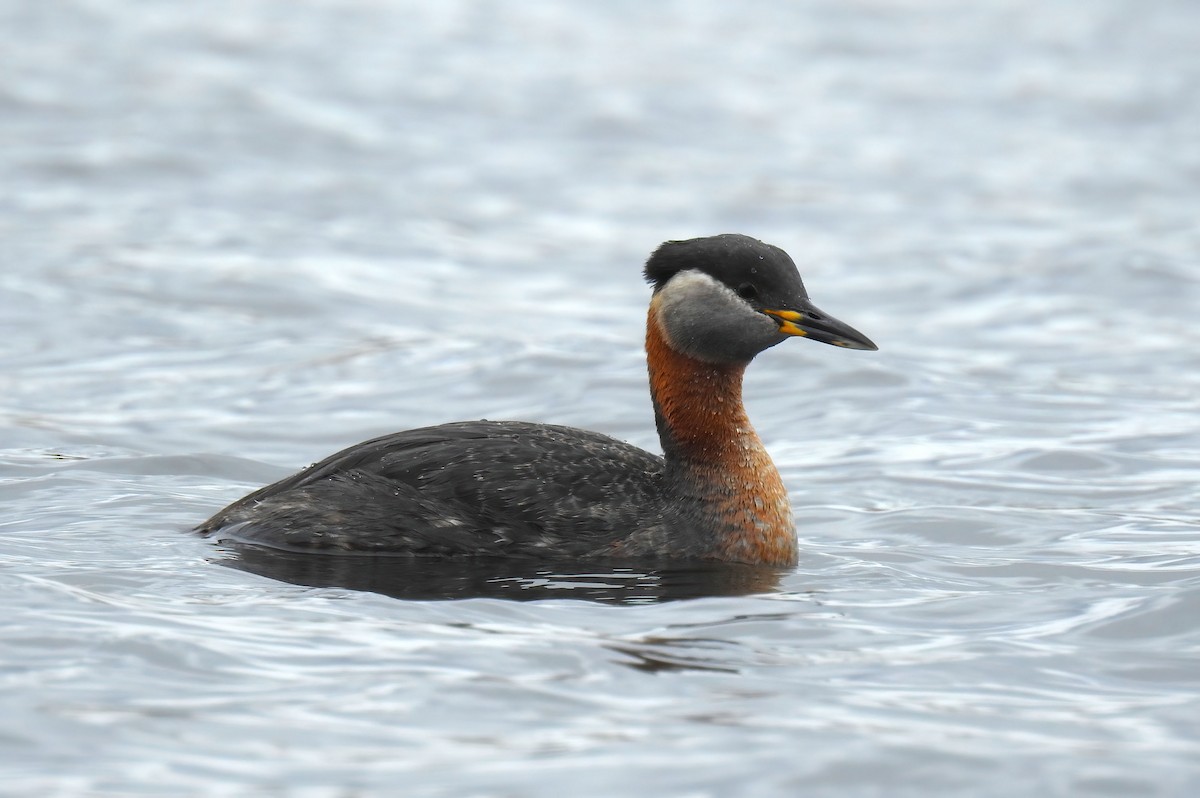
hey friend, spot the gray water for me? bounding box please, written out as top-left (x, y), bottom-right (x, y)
top-left (3, 1), bottom-right (1199, 795)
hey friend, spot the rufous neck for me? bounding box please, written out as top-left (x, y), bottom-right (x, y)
top-left (644, 300), bottom-right (797, 566)
top-left (645, 303), bottom-right (753, 466)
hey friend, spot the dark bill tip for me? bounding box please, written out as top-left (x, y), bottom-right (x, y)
top-left (764, 300), bottom-right (878, 351)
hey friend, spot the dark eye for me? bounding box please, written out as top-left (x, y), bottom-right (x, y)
top-left (736, 282), bottom-right (758, 301)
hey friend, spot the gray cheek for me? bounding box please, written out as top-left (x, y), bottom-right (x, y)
top-left (662, 294), bottom-right (785, 363)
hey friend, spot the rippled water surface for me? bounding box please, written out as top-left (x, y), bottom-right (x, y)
top-left (3, 1), bottom-right (1199, 795)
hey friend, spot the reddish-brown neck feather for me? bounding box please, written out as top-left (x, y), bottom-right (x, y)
top-left (645, 307), bottom-right (748, 462)
top-left (645, 302), bottom-right (798, 566)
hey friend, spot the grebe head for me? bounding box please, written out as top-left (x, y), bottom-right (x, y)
top-left (645, 234), bottom-right (878, 363)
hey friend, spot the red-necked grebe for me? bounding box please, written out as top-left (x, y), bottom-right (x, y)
top-left (198, 234), bottom-right (877, 566)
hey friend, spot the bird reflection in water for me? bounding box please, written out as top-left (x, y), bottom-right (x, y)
top-left (214, 542), bottom-right (785, 604)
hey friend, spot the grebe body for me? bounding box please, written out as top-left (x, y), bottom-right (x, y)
top-left (198, 234), bottom-right (877, 566)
